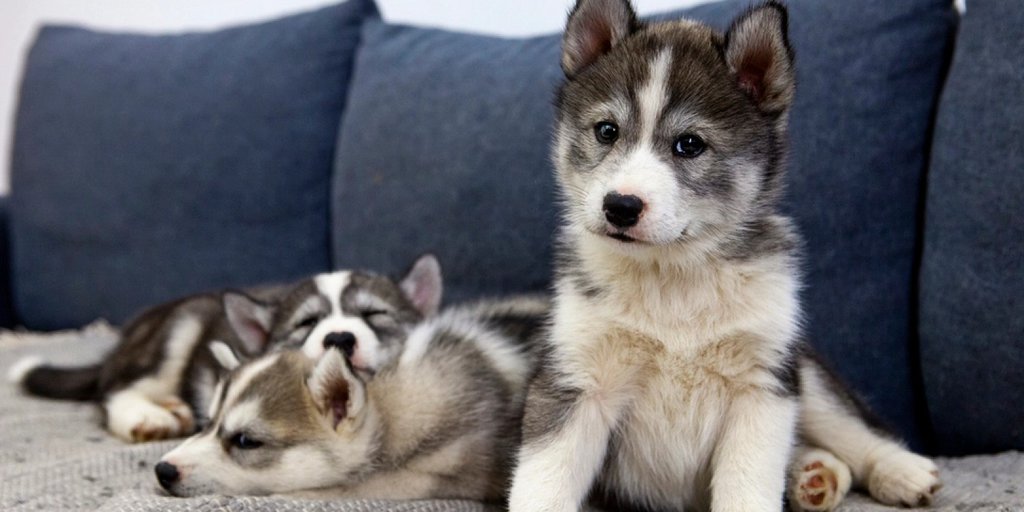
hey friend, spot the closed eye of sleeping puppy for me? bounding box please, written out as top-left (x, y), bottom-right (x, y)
top-left (155, 294), bottom-right (546, 500)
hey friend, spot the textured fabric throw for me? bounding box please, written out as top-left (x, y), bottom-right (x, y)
top-left (1, 327), bottom-right (1022, 511)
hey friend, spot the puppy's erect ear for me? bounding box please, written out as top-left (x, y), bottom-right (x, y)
top-left (724, 1), bottom-right (795, 113)
top-left (209, 340), bottom-right (242, 371)
top-left (223, 292), bottom-right (275, 355)
top-left (308, 349), bottom-right (366, 430)
top-left (562, 0), bottom-right (639, 78)
top-left (400, 254), bottom-right (442, 317)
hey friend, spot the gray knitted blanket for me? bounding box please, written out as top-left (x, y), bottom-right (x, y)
top-left (1, 324), bottom-right (1020, 511)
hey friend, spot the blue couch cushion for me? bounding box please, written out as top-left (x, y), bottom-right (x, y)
top-left (920, 0), bottom-right (1024, 455)
top-left (332, 0), bottom-right (955, 444)
top-left (10, 0), bottom-right (378, 330)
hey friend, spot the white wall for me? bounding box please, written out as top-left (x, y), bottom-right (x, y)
top-left (0, 0), bottom-right (710, 195)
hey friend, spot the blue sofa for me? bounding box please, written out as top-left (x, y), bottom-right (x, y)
top-left (1, 0), bottom-right (1020, 461)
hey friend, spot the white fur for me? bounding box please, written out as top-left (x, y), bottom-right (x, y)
top-left (206, 379), bottom-right (227, 422)
top-left (160, 430), bottom-right (340, 496)
top-left (511, 226), bottom-right (802, 511)
top-left (512, 45), bottom-right (805, 511)
top-left (400, 310), bottom-right (531, 389)
top-left (189, 366), bottom-right (218, 422)
top-left (221, 399), bottom-right (261, 434)
top-left (222, 354), bottom-right (279, 411)
top-left (315, 271), bottom-right (350, 313)
top-left (509, 398), bottom-right (617, 512)
top-left (302, 271), bottom-right (389, 372)
top-left (105, 389), bottom-right (189, 442)
top-left (799, 363), bottom-right (940, 506)
top-left (160, 352), bottom-right (384, 497)
top-left (711, 392), bottom-right (797, 511)
top-left (6, 356), bottom-right (44, 384)
top-left (582, 49), bottom-right (693, 245)
top-left (127, 316), bottom-right (203, 399)
top-left (637, 49), bottom-right (671, 148)
top-left (208, 340), bottom-right (240, 371)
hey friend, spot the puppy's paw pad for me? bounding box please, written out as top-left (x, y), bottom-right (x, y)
top-left (789, 450), bottom-right (851, 512)
top-left (867, 451), bottom-right (941, 508)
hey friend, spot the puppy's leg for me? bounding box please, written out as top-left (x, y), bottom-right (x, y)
top-left (712, 390), bottom-right (798, 512)
top-left (787, 446), bottom-right (852, 512)
top-left (799, 359), bottom-right (940, 507)
top-left (509, 365), bottom-right (625, 512)
top-left (105, 389), bottom-right (194, 442)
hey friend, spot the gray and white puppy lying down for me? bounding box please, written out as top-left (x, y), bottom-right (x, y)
top-left (154, 293), bottom-right (549, 500)
top-left (8, 254), bottom-right (448, 443)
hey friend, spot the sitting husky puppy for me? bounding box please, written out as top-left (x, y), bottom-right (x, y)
top-left (153, 294), bottom-right (548, 499)
top-left (509, 2), bottom-right (939, 512)
top-left (8, 254), bottom-right (444, 443)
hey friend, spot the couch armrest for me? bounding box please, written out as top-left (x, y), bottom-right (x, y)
top-left (0, 196), bottom-right (15, 328)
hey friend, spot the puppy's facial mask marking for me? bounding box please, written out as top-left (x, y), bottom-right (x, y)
top-left (555, 3), bottom-right (796, 250)
top-left (297, 254), bottom-right (443, 373)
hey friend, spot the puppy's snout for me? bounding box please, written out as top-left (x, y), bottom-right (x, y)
top-left (603, 193), bottom-right (645, 228)
top-left (324, 331), bottom-right (357, 357)
top-left (154, 461), bottom-right (180, 490)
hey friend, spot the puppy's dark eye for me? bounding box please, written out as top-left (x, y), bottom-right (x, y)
top-left (294, 316), bottom-right (319, 330)
top-left (673, 134), bottom-right (706, 158)
top-left (594, 121), bottom-right (619, 145)
top-left (230, 432), bottom-right (263, 450)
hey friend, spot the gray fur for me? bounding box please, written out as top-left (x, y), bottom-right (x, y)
top-left (162, 295), bottom-right (549, 500)
top-left (512, 2), bottom-right (938, 511)
top-left (18, 285), bottom-right (298, 437)
top-left (520, 362), bottom-right (582, 443)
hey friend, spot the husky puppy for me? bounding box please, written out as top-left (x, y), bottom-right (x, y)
top-left (508, 2), bottom-right (940, 512)
top-left (8, 254), bottom-right (444, 443)
top-left (8, 287), bottom-right (289, 442)
top-left (153, 294), bottom-right (548, 499)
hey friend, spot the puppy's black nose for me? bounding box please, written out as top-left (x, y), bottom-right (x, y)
top-left (324, 331), bottom-right (357, 357)
top-left (155, 461), bottom-right (179, 490)
top-left (603, 193), bottom-right (644, 228)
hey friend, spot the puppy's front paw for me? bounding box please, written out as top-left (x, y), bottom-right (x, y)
top-left (107, 393), bottom-right (195, 443)
top-left (788, 449), bottom-right (851, 512)
top-left (867, 450), bottom-right (941, 507)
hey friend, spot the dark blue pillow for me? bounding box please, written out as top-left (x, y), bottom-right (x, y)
top-left (332, 0), bottom-right (955, 445)
top-left (10, 0), bottom-right (378, 330)
top-left (332, 23), bottom-right (563, 306)
top-left (919, 0), bottom-right (1024, 455)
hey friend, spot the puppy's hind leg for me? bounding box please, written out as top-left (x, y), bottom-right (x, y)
top-left (798, 357), bottom-right (940, 507)
top-left (787, 446), bottom-right (851, 512)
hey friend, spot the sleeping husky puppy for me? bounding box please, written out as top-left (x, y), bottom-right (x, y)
top-left (153, 294), bottom-right (548, 499)
top-left (509, 2), bottom-right (940, 512)
top-left (8, 254), bottom-right (444, 443)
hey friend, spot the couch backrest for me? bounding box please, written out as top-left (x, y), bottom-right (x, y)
top-left (327, 0), bottom-right (956, 446)
top-left (8, 0), bottom-right (378, 329)
top-left (919, 0), bottom-right (1024, 455)
top-left (6, 0), bottom-right (961, 448)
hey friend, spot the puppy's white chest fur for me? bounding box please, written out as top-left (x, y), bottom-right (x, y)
top-left (552, 237), bottom-right (801, 508)
top-left (603, 351), bottom-right (731, 509)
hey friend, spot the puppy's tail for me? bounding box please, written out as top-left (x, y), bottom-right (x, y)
top-left (7, 356), bottom-right (100, 401)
